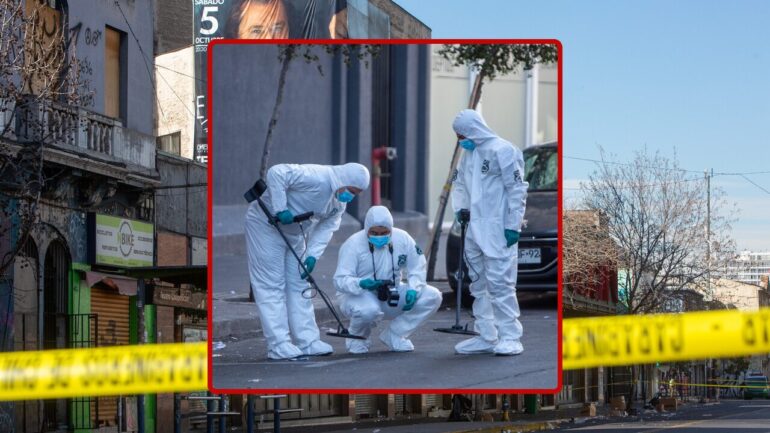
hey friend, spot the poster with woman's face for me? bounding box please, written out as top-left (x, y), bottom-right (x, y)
top-left (192, 0), bottom-right (355, 163)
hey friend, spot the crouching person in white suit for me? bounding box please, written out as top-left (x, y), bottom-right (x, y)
top-left (333, 206), bottom-right (442, 353)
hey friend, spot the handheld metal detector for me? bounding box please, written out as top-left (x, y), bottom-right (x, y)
top-left (434, 210), bottom-right (479, 336)
top-left (244, 179), bottom-right (366, 340)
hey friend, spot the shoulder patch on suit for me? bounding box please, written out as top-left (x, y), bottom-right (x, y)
top-left (415, 245), bottom-right (423, 255)
top-left (514, 169), bottom-right (522, 183)
top-left (398, 254), bottom-right (407, 267)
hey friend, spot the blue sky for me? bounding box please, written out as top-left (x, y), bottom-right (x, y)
top-left (396, 0), bottom-right (770, 251)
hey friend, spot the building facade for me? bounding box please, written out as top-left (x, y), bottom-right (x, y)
top-left (0, 1), bottom-right (157, 431)
top-left (724, 251), bottom-right (770, 287)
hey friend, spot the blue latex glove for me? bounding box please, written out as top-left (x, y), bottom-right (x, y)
top-left (300, 256), bottom-right (316, 280)
top-left (505, 229), bottom-right (520, 247)
top-left (359, 279), bottom-right (384, 291)
top-left (276, 210), bottom-right (294, 225)
top-left (402, 289), bottom-right (418, 311)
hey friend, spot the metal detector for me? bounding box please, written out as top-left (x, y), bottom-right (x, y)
top-left (434, 210), bottom-right (479, 336)
top-left (244, 179), bottom-right (366, 340)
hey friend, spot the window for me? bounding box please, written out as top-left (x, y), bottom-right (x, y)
top-left (523, 145), bottom-right (558, 191)
top-left (104, 27), bottom-right (125, 120)
top-left (157, 131), bottom-right (181, 155)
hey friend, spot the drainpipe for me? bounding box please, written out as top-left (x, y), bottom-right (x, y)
top-left (371, 147), bottom-right (397, 206)
top-left (524, 64), bottom-right (539, 148)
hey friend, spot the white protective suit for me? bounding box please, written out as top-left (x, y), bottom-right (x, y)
top-left (451, 109), bottom-right (528, 355)
top-left (334, 206), bottom-right (442, 353)
top-left (246, 163), bottom-right (370, 360)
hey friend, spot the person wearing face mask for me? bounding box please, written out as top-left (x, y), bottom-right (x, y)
top-left (334, 206), bottom-right (442, 354)
top-left (451, 109), bottom-right (528, 356)
top-left (245, 162), bottom-right (370, 360)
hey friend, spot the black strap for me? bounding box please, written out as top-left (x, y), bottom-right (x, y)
top-left (369, 242), bottom-right (396, 283)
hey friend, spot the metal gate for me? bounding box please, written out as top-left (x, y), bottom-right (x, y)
top-left (69, 313), bottom-right (98, 430)
top-left (42, 239), bottom-right (70, 432)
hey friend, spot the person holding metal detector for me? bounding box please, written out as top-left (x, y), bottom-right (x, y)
top-left (334, 206), bottom-right (442, 354)
top-left (450, 109), bottom-right (528, 356)
top-left (244, 163), bottom-right (370, 360)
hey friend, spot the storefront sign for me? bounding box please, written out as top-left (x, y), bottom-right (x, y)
top-left (88, 214), bottom-right (154, 268)
top-left (153, 287), bottom-right (206, 310)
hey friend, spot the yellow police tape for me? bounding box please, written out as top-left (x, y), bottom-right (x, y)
top-left (0, 342), bottom-right (206, 401)
top-left (1, 308), bottom-right (769, 400)
top-left (563, 307), bottom-right (770, 370)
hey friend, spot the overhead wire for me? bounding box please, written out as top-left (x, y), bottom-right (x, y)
top-left (566, 155), bottom-right (770, 194)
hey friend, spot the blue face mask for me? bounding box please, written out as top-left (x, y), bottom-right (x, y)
top-left (368, 235), bottom-right (391, 249)
top-left (336, 188), bottom-right (355, 203)
top-left (459, 138), bottom-right (476, 150)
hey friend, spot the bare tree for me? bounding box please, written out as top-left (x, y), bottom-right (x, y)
top-left (562, 209), bottom-right (619, 306)
top-left (0, 0), bottom-right (85, 276)
top-left (581, 148), bottom-right (736, 314)
top-left (258, 44), bottom-right (380, 179)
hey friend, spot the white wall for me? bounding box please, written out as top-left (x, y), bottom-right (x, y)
top-left (428, 45), bottom-right (559, 225)
top-left (155, 46), bottom-right (196, 160)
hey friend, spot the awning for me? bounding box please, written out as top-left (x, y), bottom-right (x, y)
top-left (85, 271), bottom-right (138, 296)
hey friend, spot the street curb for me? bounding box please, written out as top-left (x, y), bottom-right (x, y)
top-left (212, 283), bottom-right (456, 341)
top-left (212, 298), bottom-right (342, 341)
top-left (450, 419), bottom-right (567, 433)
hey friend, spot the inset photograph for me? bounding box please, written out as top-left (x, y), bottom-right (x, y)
top-left (209, 41), bottom-right (561, 391)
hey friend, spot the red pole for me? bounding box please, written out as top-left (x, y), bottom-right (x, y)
top-left (371, 147), bottom-right (387, 206)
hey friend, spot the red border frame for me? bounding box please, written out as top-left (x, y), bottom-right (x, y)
top-left (206, 38), bottom-right (564, 395)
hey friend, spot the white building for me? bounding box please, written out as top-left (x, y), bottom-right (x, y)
top-left (724, 251), bottom-right (770, 287)
top-left (428, 45), bottom-right (559, 225)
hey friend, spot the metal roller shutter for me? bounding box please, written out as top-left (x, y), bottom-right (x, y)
top-left (394, 395), bottom-right (405, 415)
top-left (91, 287), bottom-right (130, 427)
top-left (423, 394), bottom-right (443, 410)
top-left (354, 395), bottom-right (378, 418)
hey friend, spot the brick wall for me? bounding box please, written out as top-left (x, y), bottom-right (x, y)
top-left (370, 0), bottom-right (431, 38)
top-left (156, 306), bottom-right (175, 432)
top-left (155, 0), bottom-right (193, 55)
top-left (157, 231), bottom-right (188, 266)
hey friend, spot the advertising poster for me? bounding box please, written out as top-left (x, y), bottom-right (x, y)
top-left (192, 0), bottom-right (389, 163)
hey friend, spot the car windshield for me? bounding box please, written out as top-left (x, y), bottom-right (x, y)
top-left (524, 145), bottom-right (558, 191)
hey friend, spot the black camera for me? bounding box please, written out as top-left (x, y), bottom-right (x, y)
top-left (376, 280), bottom-right (399, 307)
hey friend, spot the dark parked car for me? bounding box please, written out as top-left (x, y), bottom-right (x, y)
top-left (446, 142), bottom-right (558, 306)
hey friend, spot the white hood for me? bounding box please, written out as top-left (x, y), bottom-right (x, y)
top-left (452, 109), bottom-right (498, 145)
top-left (364, 205), bottom-right (393, 232)
top-left (329, 163), bottom-right (370, 191)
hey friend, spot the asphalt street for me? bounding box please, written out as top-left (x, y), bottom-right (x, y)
top-left (551, 399), bottom-right (770, 433)
top-left (212, 293), bottom-right (558, 390)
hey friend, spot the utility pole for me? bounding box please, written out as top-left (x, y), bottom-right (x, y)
top-left (706, 169), bottom-right (711, 297)
top-left (705, 168), bottom-right (714, 400)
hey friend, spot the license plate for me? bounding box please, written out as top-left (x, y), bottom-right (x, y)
top-left (519, 248), bottom-right (541, 264)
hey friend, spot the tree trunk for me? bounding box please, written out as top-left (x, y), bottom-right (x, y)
top-left (425, 70), bottom-right (485, 280)
top-left (259, 46), bottom-right (295, 179)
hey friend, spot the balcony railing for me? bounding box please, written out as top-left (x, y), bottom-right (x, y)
top-left (9, 96), bottom-right (155, 170)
